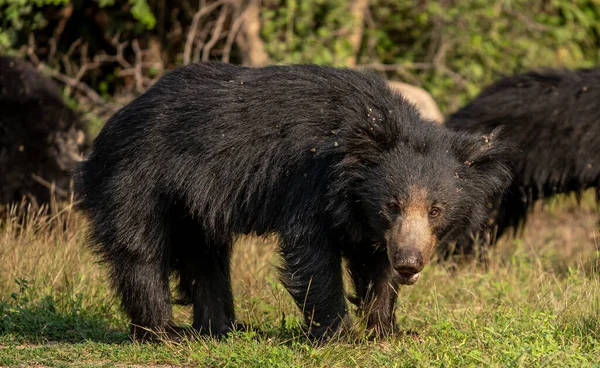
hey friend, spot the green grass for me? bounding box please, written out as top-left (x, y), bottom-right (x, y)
top-left (0, 192), bottom-right (599, 367)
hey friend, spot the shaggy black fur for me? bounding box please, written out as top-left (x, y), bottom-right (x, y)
top-left (0, 56), bottom-right (87, 206)
top-left (73, 61), bottom-right (513, 341)
top-left (444, 67), bottom-right (600, 257)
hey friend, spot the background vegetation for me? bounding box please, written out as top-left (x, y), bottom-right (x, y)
top-left (2, 0), bottom-right (600, 116)
top-left (1, 0), bottom-right (600, 366)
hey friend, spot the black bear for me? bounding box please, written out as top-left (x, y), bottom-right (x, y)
top-left (73, 61), bottom-right (513, 341)
top-left (444, 67), bottom-right (600, 259)
top-left (0, 56), bottom-right (87, 207)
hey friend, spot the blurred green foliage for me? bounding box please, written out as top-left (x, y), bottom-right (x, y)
top-left (95, 0), bottom-right (156, 29)
top-left (262, 0), bottom-right (600, 112)
top-left (0, 0), bottom-right (68, 49)
top-left (0, 0), bottom-right (155, 56)
top-left (261, 0), bottom-right (356, 65)
top-left (2, 0), bottom-right (600, 114)
top-left (361, 0), bottom-right (600, 112)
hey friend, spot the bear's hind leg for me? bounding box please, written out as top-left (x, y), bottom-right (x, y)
top-left (95, 196), bottom-right (179, 341)
top-left (107, 249), bottom-right (174, 341)
top-left (169, 207), bottom-right (237, 337)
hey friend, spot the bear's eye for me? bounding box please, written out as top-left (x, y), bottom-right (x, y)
top-left (429, 207), bottom-right (441, 218)
top-left (387, 201), bottom-right (400, 213)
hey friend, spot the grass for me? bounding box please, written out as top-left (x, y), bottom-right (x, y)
top-left (0, 192), bottom-right (599, 367)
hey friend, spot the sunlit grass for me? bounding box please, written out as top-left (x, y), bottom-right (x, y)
top-left (1, 191), bottom-right (599, 367)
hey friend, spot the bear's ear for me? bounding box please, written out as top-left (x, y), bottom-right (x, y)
top-left (453, 126), bottom-right (516, 195)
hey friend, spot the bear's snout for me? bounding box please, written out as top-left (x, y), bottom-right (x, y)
top-left (393, 247), bottom-right (424, 274)
top-left (391, 247), bottom-right (423, 285)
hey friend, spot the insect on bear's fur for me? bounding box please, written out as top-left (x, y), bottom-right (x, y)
top-left (73, 61), bottom-right (513, 341)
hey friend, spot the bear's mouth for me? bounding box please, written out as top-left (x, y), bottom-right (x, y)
top-left (396, 271), bottom-right (420, 285)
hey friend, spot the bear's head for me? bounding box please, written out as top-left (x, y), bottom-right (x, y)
top-left (357, 125), bottom-right (513, 285)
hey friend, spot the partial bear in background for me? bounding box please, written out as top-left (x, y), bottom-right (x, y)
top-left (444, 67), bottom-right (600, 259)
top-left (387, 81), bottom-right (444, 124)
top-left (0, 56), bottom-right (87, 207)
top-left (73, 61), bottom-right (513, 342)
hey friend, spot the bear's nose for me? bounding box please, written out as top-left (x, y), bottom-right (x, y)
top-left (393, 247), bottom-right (424, 276)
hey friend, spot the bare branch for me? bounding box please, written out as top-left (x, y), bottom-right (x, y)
top-left (61, 38), bottom-right (82, 77)
top-left (49, 3), bottom-right (73, 63)
top-left (364, 4), bottom-right (377, 60)
top-left (223, 2), bottom-right (247, 63)
top-left (77, 42), bottom-right (90, 79)
top-left (36, 63), bottom-right (105, 104)
top-left (356, 62), bottom-right (434, 72)
top-left (506, 9), bottom-right (548, 31)
top-left (432, 38), bottom-right (467, 87)
top-left (31, 174), bottom-right (68, 199)
top-left (132, 39), bottom-right (144, 93)
top-left (66, 38), bottom-right (83, 57)
top-left (192, 20), bottom-right (215, 63)
top-left (202, 4), bottom-right (230, 61)
top-left (183, 0), bottom-right (228, 64)
top-left (26, 33), bottom-right (40, 66)
top-left (346, 0), bottom-right (369, 66)
top-left (394, 68), bottom-right (422, 86)
top-left (236, 0), bottom-right (270, 66)
top-left (432, 39), bottom-right (449, 70)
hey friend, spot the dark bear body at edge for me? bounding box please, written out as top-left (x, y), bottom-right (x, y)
top-left (74, 61), bottom-right (513, 341)
top-left (445, 67), bottom-right (600, 258)
top-left (0, 56), bottom-right (87, 206)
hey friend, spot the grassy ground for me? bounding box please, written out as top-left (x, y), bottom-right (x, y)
top-left (0, 192), bottom-right (599, 367)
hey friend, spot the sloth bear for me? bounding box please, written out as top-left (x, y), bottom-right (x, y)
top-left (74, 61), bottom-right (513, 341)
top-left (444, 67), bottom-right (600, 258)
top-left (0, 56), bottom-right (87, 207)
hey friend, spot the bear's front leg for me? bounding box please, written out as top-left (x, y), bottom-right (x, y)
top-left (279, 230), bottom-right (349, 340)
top-left (346, 248), bottom-right (400, 337)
